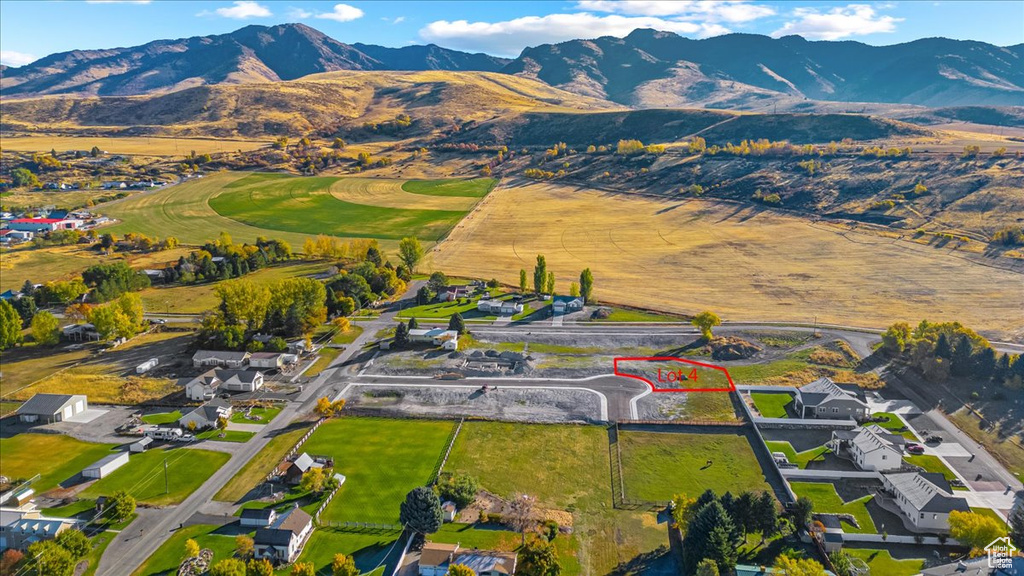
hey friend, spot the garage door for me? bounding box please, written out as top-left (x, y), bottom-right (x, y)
top-left (63, 406), bottom-right (73, 419)
top-left (75, 400), bottom-right (85, 413)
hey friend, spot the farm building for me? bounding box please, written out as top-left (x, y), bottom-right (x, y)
top-left (192, 350), bottom-right (250, 369)
top-left (241, 508), bottom-right (278, 528)
top-left (0, 505), bottom-right (83, 550)
top-left (82, 452), bottom-right (129, 479)
top-left (7, 218), bottom-right (82, 233)
top-left (254, 507), bottom-right (313, 564)
top-left (418, 543), bottom-right (517, 576)
top-left (793, 377), bottom-right (869, 420)
top-left (179, 399), bottom-right (233, 430)
top-left (829, 424), bottom-right (906, 471)
top-left (880, 472), bottom-right (969, 532)
top-left (129, 437), bottom-right (153, 453)
top-left (552, 296), bottom-right (584, 315)
top-left (408, 328), bottom-right (459, 350)
top-left (284, 453), bottom-right (325, 485)
top-left (16, 393), bottom-right (88, 423)
top-left (249, 352), bottom-right (284, 369)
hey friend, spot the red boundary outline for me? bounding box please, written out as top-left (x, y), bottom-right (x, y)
top-left (613, 356), bottom-right (736, 393)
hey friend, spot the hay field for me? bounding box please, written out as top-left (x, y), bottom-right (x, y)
top-left (326, 177), bottom-right (480, 211)
top-left (0, 135), bottom-right (268, 156)
top-left (432, 183), bottom-right (1024, 341)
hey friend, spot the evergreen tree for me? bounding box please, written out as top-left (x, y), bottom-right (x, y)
top-left (366, 246), bottom-right (383, 266)
top-left (21, 279), bottom-right (35, 297)
top-left (995, 353), bottom-right (1013, 382)
top-left (408, 317), bottom-right (419, 330)
top-left (950, 334), bottom-right (974, 377)
top-left (973, 347), bottom-right (997, 380)
top-left (791, 496), bottom-right (813, 529)
top-left (399, 486), bottom-right (442, 535)
top-left (733, 491), bottom-right (756, 536)
top-left (394, 322), bottom-right (410, 348)
top-left (682, 501), bottom-right (737, 574)
top-left (695, 489), bottom-right (717, 511)
top-left (752, 492), bottom-right (778, 541)
top-left (448, 313), bottom-right (466, 335)
top-left (934, 333), bottom-right (953, 359)
top-left (1009, 505), bottom-right (1024, 550)
top-left (417, 286), bottom-right (432, 305)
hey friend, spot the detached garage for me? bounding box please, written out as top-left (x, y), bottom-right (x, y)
top-left (83, 452), bottom-right (129, 479)
top-left (16, 393), bottom-right (88, 424)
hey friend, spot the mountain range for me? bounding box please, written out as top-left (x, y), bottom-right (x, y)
top-left (2, 23), bottom-right (1023, 111)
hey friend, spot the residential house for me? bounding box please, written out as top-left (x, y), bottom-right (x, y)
top-left (192, 350), bottom-right (250, 369)
top-left (477, 299), bottom-right (524, 316)
top-left (249, 352), bottom-right (284, 370)
top-left (63, 323), bottom-right (100, 342)
top-left (793, 377), bottom-right (869, 420)
top-left (830, 424), bottom-right (906, 471)
top-left (0, 290), bottom-right (22, 301)
top-left (881, 472), bottom-right (970, 532)
top-left (418, 542), bottom-right (517, 576)
top-left (16, 394), bottom-right (88, 424)
top-left (922, 556), bottom-right (1023, 576)
top-left (408, 328), bottom-right (459, 350)
top-left (436, 285), bottom-right (471, 302)
top-left (552, 296), bottom-right (584, 315)
top-left (253, 507), bottom-right (314, 564)
top-left (284, 453), bottom-right (324, 485)
top-left (0, 505), bottom-right (83, 550)
top-left (240, 508), bottom-right (278, 528)
top-left (179, 399), bottom-right (232, 430)
top-left (83, 452), bottom-right (129, 479)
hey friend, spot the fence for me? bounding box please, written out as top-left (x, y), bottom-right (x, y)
top-left (318, 521), bottom-right (403, 534)
top-left (263, 417), bottom-right (326, 483)
top-left (610, 423), bottom-right (670, 511)
top-left (429, 417), bottom-right (465, 485)
top-left (736, 391), bottom-right (798, 504)
top-left (753, 417), bottom-right (858, 430)
top-left (842, 533), bottom-right (961, 546)
top-left (780, 469), bottom-right (882, 480)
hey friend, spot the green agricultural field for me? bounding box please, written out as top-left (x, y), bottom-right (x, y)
top-left (790, 482), bottom-right (876, 533)
top-left (130, 524), bottom-right (237, 576)
top-left (617, 430), bottom-right (770, 502)
top-left (445, 422), bottom-right (666, 576)
top-left (80, 447), bottom-right (230, 506)
top-left (402, 178), bottom-right (496, 198)
top-left (303, 417), bottom-right (453, 524)
top-left (845, 549), bottom-right (924, 576)
top-left (751, 392), bottom-right (794, 418)
top-left (764, 441), bottom-right (830, 468)
top-left (0, 434), bottom-right (117, 494)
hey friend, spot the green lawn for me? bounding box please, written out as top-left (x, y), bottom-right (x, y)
top-left (196, 429), bottom-right (255, 443)
top-left (331, 325), bottom-right (364, 345)
top-left (764, 441), bottom-right (830, 468)
top-left (305, 347), bottom-right (341, 377)
top-left (402, 178), bottom-right (496, 198)
top-left (872, 412), bottom-right (918, 440)
top-left (0, 434), bottom-right (117, 494)
top-left (445, 422), bottom-right (667, 576)
top-left (595, 308), bottom-right (682, 322)
top-left (80, 447), bottom-right (230, 506)
top-left (209, 173), bottom-right (470, 241)
top-left (789, 482), bottom-right (876, 533)
top-left (304, 417), bottom-right (453, 524)
top-left (215, 422), bottom-right (312, 502)
top-left (130, 524), bottom-right (238, 576)
top-left (292, 529), bottom-right (405, 576)
top-left (905, 455), bottom-right (959, 484)
top-left (141, 410), bottom-right (182, 425)
top-left (751, 392), bottom-right (794, 418)
top-left (845, 549), bottom-right (924, 576)
top-left (230, 404), bottom-right (284, 425)
top-left (618, 430), bottom-right (771, 502)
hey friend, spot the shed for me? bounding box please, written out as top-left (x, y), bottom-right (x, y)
top-left (83, 452), bottom-right (129, 479)
top-left (16, 394), bottom-right (88, 423)
top-left (129, 437), bottom-right (153, 453)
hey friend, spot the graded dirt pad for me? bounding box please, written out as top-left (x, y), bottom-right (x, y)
top-left (431, 182), bottom-right (1024, 341)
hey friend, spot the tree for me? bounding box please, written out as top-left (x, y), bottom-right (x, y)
top-left (300, 467), bottom-right (329, 494)
top-left (428, 271), bottom-right (449, 294)
top-left (209, 558), bottom-right (247, 576)
top-left (935, 332), bottom-right (954, 359)
top-left (508, 493), bottom-right (537, 545)
top-left (829, 552), bottom-right (853, 576)
top-left (332, 553), bottom-right (359, 576)
top-left (416, 286), bottom-right (432, 305)
top-left (398, 237), bottom-right (424, 272)
top-left (545, 272), bottom-right (555, 295)
top-left (1009, 504), bottom-right (1024, 550)
top-left (12, 296), bottom-right (37, 327)
top-left (27, 540), bottom-right (74, 576)
top-left (400, 486), bottom-right (443, 534)
top-left (533, 255), bottom-right (547, 294)
top-left (696, 559), bottom-right (720, 576)
top-left (670, 494), bottom-right (697, 533)
top-left (217, 416), bottom-right (228, 431)
top-left (882, 321), bottom-right (912, 354)
top-left (752, 492), bottom-right (778, 541)
top-left (568, 282), bottom-right (579, 297)
top-left (0, 550), bottom-right (24, 575)
top-left (11, 167), bottom-right (40, 188)
top-left (248, 558), bottom-right (274, 576)
top-left (973, 347), bottom-right (997, 380)
top-left (579, 268), bottom-right (594, 302)
top-left (0, 300), bottom-right (24, 350)
top-left (518, 537), bottom-right (560, 576)
top-left (949, 510), bottom-right (1006, 553)
top-left (791, 496), bottom-right (813, 529)
top-left (107, 490), bottom-right (136, 523)
top-left (54, 529), bottom-right (90, 559)
top-left (682, 500), bottom-right (738, 575)
top-left (394, 322), bottom-right (410, 347)
top-left (773, 556), bottom-right (827, 576)
top-left (951, 334), bottom-right (974, 377)
top-left (315, 396), bottom-right (346, 418)
top-left (448, 313), bottom-right (466, 335)
top-left (436, 471), bottom-right (479, 507)
top-left (184, 538), bottom-right (200, 559)
top-left (448, 564), bottom-right (476, 576)
top-left (692, 310), bottom-right (722, 340)
top-left (235, 534), bottom-right (254, 559)
top-left (289, 564), bottom-right (315, 576)
top-left (732, 491), bottom-right (756, 536)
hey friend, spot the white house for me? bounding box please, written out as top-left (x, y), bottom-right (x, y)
top-left (254, 507), bottom-right (313, 564)
top-left (192, 350), bottom-right (250, 369)
top-left (179, 399), bottom-right (232, 430)
top-left (830, 424), bottom-right (906, 471)
top-left (16, 394), bottom-right (88, 424)
top-left (0, 505), bottom-right (83, 550)
top-left (241, 508), bottom-right (278, 528)
top-left (477, 299), bottom-right (524, 316)
top-left (881, 472), bottom-right (970, 532)
top-left (552, 296), bottom-right (584, 315)
top-left (182, 369), bottom-right (262, 401)
top-left (793, 377), bottom-right (870, 420)
top-left (82, 452), bottom-right (129, 479)
top-left (409, 328), bottom-right (459, 350)
top-left (249, 352), bottom-right (284, 370)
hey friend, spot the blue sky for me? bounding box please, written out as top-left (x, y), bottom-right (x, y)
top-left (1, 1), bottom-right (1022, 67)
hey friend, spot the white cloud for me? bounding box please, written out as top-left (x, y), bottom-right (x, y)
top-left (420, 13), bottom-right (729, 56)
top-left (206, 1), bottom-right (272, 19)
top-left (771, 4), bottom-right (902, 40)
top-left (381, 16), bottom-right (406, 24)
top-left (576, 1), bottom-right (774, 22)
top-left (315, 3), bottom-right (364, 23)
top-left (287, 7), bottom-right (313, 19)
top-left (0, 50), bottom-right (37, 67)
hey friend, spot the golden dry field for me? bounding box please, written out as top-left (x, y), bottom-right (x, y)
top-left (0, 135), bottom-right (269, 156)
top-left (431, 182), bottom-right (1024, 341)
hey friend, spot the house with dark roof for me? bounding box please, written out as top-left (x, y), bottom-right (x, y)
top-left (552, 296), bottom-right (584, 315)
top-left (16, 394), bottom-right (88, 424)
top-left (240, 508), bottom-right (278, 528)
top-left (418, 542), bottom-right (517, 576)
top-left (830, 424), bottom-right (906, 471)
top-left (922, 555), bottom-right (1023, 576)
top-left (881, 471), bottom-right (970, 532)
top-left (179, 399), bottom-right (232, 430)
top-left (254, 507), bottom-right (313, 564)
top-left (793, 377), bottom-right (869, 420)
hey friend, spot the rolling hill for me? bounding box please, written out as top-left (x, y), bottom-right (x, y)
top-left (503, 29), bottom-right (1024, 109)
top-left (0, 23), bottom-right (509, 97)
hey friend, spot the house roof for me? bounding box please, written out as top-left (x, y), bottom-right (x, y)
top-left (241, 508), bottom-right (276, 521)
top-left (851, 424), bottom-right (906, 455)
top-left (922, 557), bottom-right (1024, 576)
top-left (289, 453), bottom-right (322, 474)
top-left (192, 350), bottom-right (250, 362)
top-left (454, 551), bottom-right (517, 575)
top-left (17, 393), bottom-right (84, 416)
top-left (552, 296), bottom-right (584, 306)
top-left (214, 369), bottom-right (261, 386)
top-left (884, 472), bottom-right (970, 514)
top-left (796, 377), bottom-right (866, 408)
top-left (249, 352), bottom-right (282, 360)
top-left (11, 218), bottom-right (62, 224)
top-left (420, 543), bottom-right (459, 567)
top-left (86, 452), bottom-right (128, 470)
top-left (255, 508), bottom-right (312, 545)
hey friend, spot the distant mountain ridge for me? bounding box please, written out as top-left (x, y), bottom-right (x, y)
top-left (0, 23), bottom-right (509, 97)
top-left (503, 29), bottom-right (1024, 109)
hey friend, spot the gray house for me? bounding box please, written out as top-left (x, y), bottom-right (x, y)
top-left (192, 350), bottom-right (250, 369)
top-left (16, 394), bottom-right (88, 423)
top-left (793, 377), bottom-right (869, 420)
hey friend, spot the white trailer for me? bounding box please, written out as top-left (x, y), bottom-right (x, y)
top-left (136, 358), bottom-right (159, 374)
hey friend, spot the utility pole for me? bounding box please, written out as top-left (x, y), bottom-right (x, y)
top-left (164, 458), bottom-right (169, 494)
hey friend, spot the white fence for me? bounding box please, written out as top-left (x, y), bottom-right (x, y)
top-left (842, 533), bottom-right (961, 546)
top-left (780, 469), bottom-right (882, 480)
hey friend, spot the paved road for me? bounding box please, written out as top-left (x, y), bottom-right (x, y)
top-left (96, 284), bottom-right (417, 576)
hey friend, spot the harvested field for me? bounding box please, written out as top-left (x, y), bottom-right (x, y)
top-left (0, 135), bottom-right (269, 156)
top-left (431, 182), bottom-right (1024, 341)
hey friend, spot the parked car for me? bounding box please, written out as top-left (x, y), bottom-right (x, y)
top-left (176, 433), bottom-right (196, 443)
top-left (926, 435), bottom-right (943, 444)
top-left (906, 444), bottom-right (925, 454)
